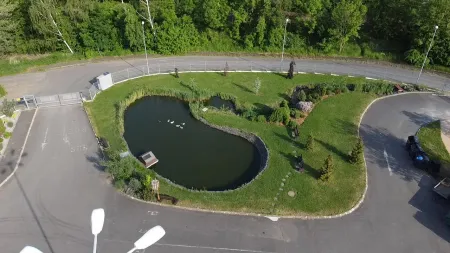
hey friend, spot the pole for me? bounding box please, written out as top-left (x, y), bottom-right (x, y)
top-left (417, 25), bottom-right (438, 84)
top-left (280, 18), bottom-right (289, 72)
top-left (93, 235), bottom-right (98, 253)
top-left (142, 21), bottom-right (150, 75)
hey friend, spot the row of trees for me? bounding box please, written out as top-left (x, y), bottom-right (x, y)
top-left (1, 0), bottom-right (449, 67)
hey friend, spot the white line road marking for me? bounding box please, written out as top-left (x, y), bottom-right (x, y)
top-left (297, 72), bottom-right (306, 74)
top-left (41, 127), bottom-right (48, 150)
top-left (265, 216), bottom-right (279, 221)
top-left (365, 77), bottom-right (378, 80)
top-left (348, 75), bottom-right (355, 77)
top-left (154, 243), bottom-right (277, 253)
top-left (331, 73), bottom-right (339, 76)
top-left (383, 149), bottom-right (393, 176)
top-left (314, 72), bottom-right (324, 75)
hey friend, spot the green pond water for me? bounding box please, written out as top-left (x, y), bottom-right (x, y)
top-left (123, 96), bottom-right (261, 191)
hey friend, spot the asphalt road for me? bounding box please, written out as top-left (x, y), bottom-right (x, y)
top-left (0, 56), bottom-right (449, 99)
top-left (0, 57), bottom-right (450, 253)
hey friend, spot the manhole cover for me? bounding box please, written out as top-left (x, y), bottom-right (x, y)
top-left (288, 191), bottom-right (296, 197)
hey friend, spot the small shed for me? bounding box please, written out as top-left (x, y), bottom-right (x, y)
top-left (140, 151), bottom-right (159, 168)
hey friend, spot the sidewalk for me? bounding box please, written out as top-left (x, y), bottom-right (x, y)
top-left (0, 109), bottom-right (36, 187)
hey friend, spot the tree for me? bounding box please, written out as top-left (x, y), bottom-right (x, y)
top-left (297, 90), bottom-right (307, 101)
top-left (320, 155), bottom-right (334, 181)
top-left (349, 137), bottom-right (364, 164)
top-left (28, 0), bottom-right (74, 53)
top-left (328, 0), bottom-right (367, 52)
top-left (0, 0), bottom-right (17, 55)
top-left (254, 77), bottom-right (261, 94)
top-left (103, 156), bottom-right (134, 182)
top-left (1, 99), bottom-right (15, 117)
top-left (306, 134), bottom-right (314, 151)
top-left (128, 178), bottom-right (142, 194)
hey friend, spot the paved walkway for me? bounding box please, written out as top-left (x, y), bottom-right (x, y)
top-left (440, 120), bottom-right (450, 155)
top-left (0, 110), bottom-right (35, 187)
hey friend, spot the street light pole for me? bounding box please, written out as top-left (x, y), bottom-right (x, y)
top-left (142, 21), bottom-right (150, 75)
top-left (280, 18), bottom-right (290, 72)
top-left (417, 25), bottom-right (438, 84)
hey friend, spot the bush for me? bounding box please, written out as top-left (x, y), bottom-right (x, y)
top-left (0, 85), bottom-right (7, 98)
top-left (6, 121), bottom-right (13, 128)
top-left (280, 100), bottom-right (289, 108)
top-left (269, 107), bottom-right (290, 124)
top-left (3, 132), bottom-right (12, 139)
top-left (349, 137), bottom-right (364, 164)
top-left (320, 155), bottom-right (334, 181)
top-left (128, 178), bottom-right (142, 194)
top-left (102, 156), bottom-right (135, 182)
top-left (287, 120), bottom-right (298, 130)
top-left (114, 180), bottom-right (126, 191)
top-left (297, 90), bottom-right (307, 101)
top-left (256, 115), bottom-right (267, 122)
top-left (1, 99), bottom-right (15, 117)
top-left (306, 134), bottom-right (314, 151)
top-left (290, 108), bottom-right (304, 118)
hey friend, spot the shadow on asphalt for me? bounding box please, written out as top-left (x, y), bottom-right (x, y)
top-left (410, 176), bottom-right (450, 243)
top-left (85, 148), bottom-right (105, 171)
top-left (402, 111), bottom-right (437, 126)
top-left (360, 123), bottom-right (423, 182)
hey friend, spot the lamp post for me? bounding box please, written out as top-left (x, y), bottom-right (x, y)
top-left (417, 25), bottom-right (438, 84)
top-left (20, 209), bottom-right (165, 253)
top-left (142, 21), bottom-right (150, 75)
top-left (280, 18), bottom-right (290, 72)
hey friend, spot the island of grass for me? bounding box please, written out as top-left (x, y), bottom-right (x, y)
top-left (85, 72), bottom-right (404, 216)
top-left (417, 120), bottom-right (450, 177)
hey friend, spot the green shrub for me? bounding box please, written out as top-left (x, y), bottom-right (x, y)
top-left (287, 120), bottom-right (298, 130)
top-left (320, 155), bottom-right (334, 181)
top-left (256, 115), bottom-right (267, 122)
top-left (349, 137), bottom-right (364, 164)
top-left (0, 121), bottom-right (5, 135)
top-left (306, 134), bottom-right (314, 151)
top-left (3, 131), bottom-right (11, 139)
top-left (102, 156), bottom-right (135, 182)
top-left (0, 142), bottom-right (2, 150)
top-left (290, 109), bottom-right (304, 118)
top-left (0, 136), bottom-right (3, 143)
top-left (280, 100), bottom-right (289, 108)
top-left (297, 90), bottom-right (307, 101)
top-left (128, 178), bottom-right (142, 194)
top-left (1, 99), bottom-right (15, 117)
top-left (0, 85), bottom-right (7, 98)
top-left (6, 121), bottom-right (13, 128)
top-left (269, 107), bottom-right (290, 124)
top-left (114, 180), bottom-right (126, 191)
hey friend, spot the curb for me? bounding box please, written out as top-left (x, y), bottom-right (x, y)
top-left (0, 109), bottom-right (38, 189)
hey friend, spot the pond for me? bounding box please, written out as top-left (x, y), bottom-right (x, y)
top-left (123, 96), bottom-right (261, 191)
top-left (206, 96), bottom-right (235, 111)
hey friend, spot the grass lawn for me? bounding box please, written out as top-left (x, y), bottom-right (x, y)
top-left (417, 121), bottom-right (450, 177)
top-left (85, 73), bottom-right (376, 215)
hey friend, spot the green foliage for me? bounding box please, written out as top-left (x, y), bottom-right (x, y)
top-left (327, 0), bottom-right (367, 52)
top-left (0, 85), bottom-right (7, 98)
top-left (349, 137), bottom-right (364, 164)
top-left (6, 121), bottom-right (13, 128)
top-left (128, 178), bottom-right (142, 194)
top-left (320, 155), bottom-right (334, 181)
top-left (0, 0), bottom-right (17, 55)
top-left (1, 98), bottom-right (15, 117)
top-left (290, 109), bottom-right (304, 119)
top-left (102, 156), bottom-right (135, 182)
top-left (0, 121), bottom-right (5, 136)
top-left (156, 16), bottom-right (200, 54)
top-left (114, 179), bottom-right (126, 191)
top-left (306, 134), bottom-right (314, 151)
top-left (297, 90), bottom-right (307, 102)
top-left (269, 107), bottom-right (290, 124)
top-left (287, 120), bottom-right (298, 130)
top-left (256, 115), bottom-right (266, 123)
top-left (3, 131), bottom-right (12, 139)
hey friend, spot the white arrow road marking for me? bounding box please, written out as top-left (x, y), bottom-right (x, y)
top-left (265, 216), bottom-right (279, 221)
top-left (383, 149), bottom-right (393, 176)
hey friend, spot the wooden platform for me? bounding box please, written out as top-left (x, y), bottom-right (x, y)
top-left (140, 151), bottom-right (159, 168)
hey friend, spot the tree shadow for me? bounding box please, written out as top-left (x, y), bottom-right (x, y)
top-left (279, 152), bottom-right (320, 179)
top-left (402, 111), bottom-right (438, 126)
top-left (274, 132), bottom-right (304, 149)
top-left (410, 176), bottom-right (450, 243)
top-left (85, 148), bottom-right (105, 171)
top-left (359, 123), bottom-right (423, 182)
top-left (272, 72), bottom-right (288, 79)
top-left (278, 93), bottom-right (291, 102)
top-left (315, 139), bottom-right (349, 161)
top-left (232, 82), bottom-right (253, 93)
top-left (253, 102), bottom-right (273, 116)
